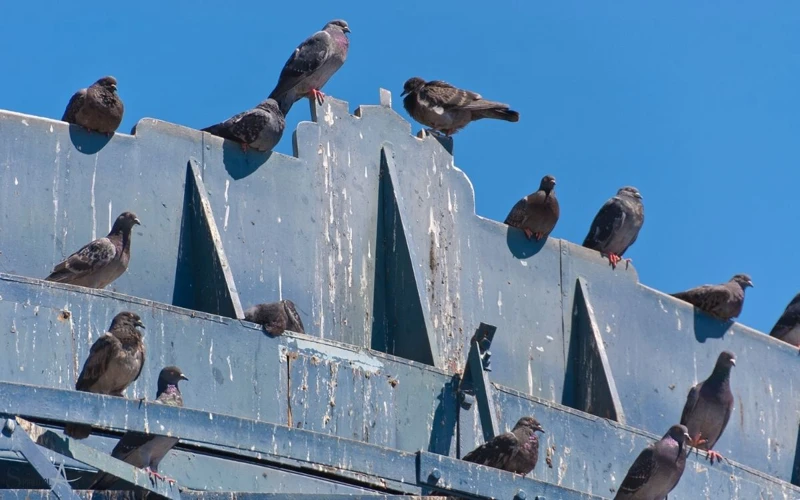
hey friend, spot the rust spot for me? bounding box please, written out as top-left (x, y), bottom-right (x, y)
top-left (310, 355), bottom-right (320, 365)
top-left (738, 393), bottom-right (744, 429)
top-left (58, 310), bottom-right (71, 321)
top-left (287, 351), bottom-right (299, 361)
top-left (388, 376), bottom-right (399, 388)
top-left (546, 444), bottom-right (554, 468)
top-left (668, 384), bottom-right (676, 391)
top-left (429, 234), bottom-right (437, 273)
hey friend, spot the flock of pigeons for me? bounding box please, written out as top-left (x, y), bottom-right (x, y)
top-left (37, 17), bottom-right (797, 497)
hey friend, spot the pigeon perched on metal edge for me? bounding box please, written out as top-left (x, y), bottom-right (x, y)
top-left (582, 186), bottom-right (644, 269)
top-left (769, 293), bottom-right (800, 347)
top-left (680, 351), bottom-right (735, 464)
top-left (671, 274), bottom-right (753, 322)
top-left (504, 175), bottom-right (559, 241)
top-left (244, 299), bottom-right (305, 336)
top-left (268, 19), bottom-right (351, 115)
top-left (462, 416), bottom-right (544, 476)
top-left (62, 76), bottom-right (124, 135)
top-left (614, 424), bottom-right (690, 500)
top-left (45, 212), bottom-right (140, 289)
top-left (64, 312), bottom-right (146, 439)
top-left (89, 366), bottom-right (188, 488)
top-left (401, 77), bottom-right (519, 136)
top-left (202, 98), bottom-right (285, 153)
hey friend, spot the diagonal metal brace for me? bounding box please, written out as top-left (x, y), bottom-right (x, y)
top-left (1, 418), bottom-right (80, 500)
top-left (458, 323), bottom-right (499, 442)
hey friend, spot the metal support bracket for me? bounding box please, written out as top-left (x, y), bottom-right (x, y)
top-left (458, 323), bottom-right (499, 443)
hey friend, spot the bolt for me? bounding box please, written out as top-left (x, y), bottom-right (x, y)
top-left (535, 496), bottom-right (546, 500)
top-left (4, 419), bottom-right (16, 433)
top-left (514, 491), bottom-right (526, 500)
top-left (429, 468), bottom-right (442, 483)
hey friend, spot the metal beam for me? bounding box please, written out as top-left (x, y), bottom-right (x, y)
top-left (458, 323), bottom-right (499, 443)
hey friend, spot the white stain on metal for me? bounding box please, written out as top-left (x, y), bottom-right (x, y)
top-left (536, 346), bottom-right (544, 352)
top-left (107, 201), bottom-right (113, 232)
top-left (658, 299), bottom-right (667, 313)
top-left (277, 216), bottom-right (281, 223)
top-left (21, 119), bottom-right (28, 126)
top-left (208, 338), bottom-right (213, 365)
top-left (278, 269), bottom-right (283, 300)
top-left (497, 291), bottom-right (503, 315)
top-left (90, 158), bottom-right (97, 240)
top-left (527, 361), bottom-right (533, 395)
top-left (324, 104), bottom-right (334, 126)
top-left (477, 270), bottom-right (484, 308)
top-left (676, 308), bottom-right (682, 330)
top-left (13, 177), bottom-right (17, 186)
top-left (51, 142), bottom-right (61, 260)
top-left (226, 355), bottom-right (233, 381)
top-left (49, 125), bottom-right (53, 133)
top-left (223, 179), bottom-right (230, 231)
top-left (447, 190), bottom-right (452, 213)
top-left (520, 260), bottom-right (528, 267)
top-left (427, 207), bottom-right (439, 248)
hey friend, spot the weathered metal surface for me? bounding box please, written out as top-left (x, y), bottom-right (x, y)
top-left (571, 274), bottom-right (800, 483)
top-left (0, 494), bottom-right (444, 500)
top-left (458, 324), bottom-right (499, 442)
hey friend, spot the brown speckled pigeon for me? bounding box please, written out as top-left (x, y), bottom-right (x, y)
top-left (202, 98), bottom-right (285, 153)
top-left (64, 312), bottom-right (146, 439)
top-left (582, 186), bottom-right (644, 269)
top-left (268, 20), bottom-right (350, 115)
top-left (769, 293), bottom-right (800, 347)
top-left (244, 299), bottom-right (305, 336)
top-left (401, 77), bottom-right (519, 136)
top-left (89, 366), bottom-right (187, 488)
top-left (462, 416), bottom-right (544, 476)
top-left (614, 424), bottom-right (690, 499)
top-left (671, 274), bottom-right (753, 321)
top-left (680, 351), bottom-right (735, 464)
top-left (45, 212), bottom-right (140, 289)
top-left (62, 76), bottom-right (124, 135)
top-left (504, 175), bottom-right (559, 241)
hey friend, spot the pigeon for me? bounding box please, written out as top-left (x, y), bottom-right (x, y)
top-left (89, 366), bottom-right (188, 488)
top-left (45, 212), bottom-right (140, 289)
top-left (462, 416), bottom-right (544, 476)
top-left (64, 312), bottom-right (146, 439)
top-left (769, 293), bottom-right (800, 347)
top-left (680, 351), bottom-right (735, 464)
top-left (202, 98), bottom-right (285, 153)
top-left (671, 274), bottom-right (753, 322)
top-left (62, 76), bottom-right (124, 135)
top-left (504, 175), bottom-right (559, 241)
top-left (582, 186), bottom-right (644, 269)
top-left (268, 19), bottom-right (351, 115)
top-left (614, 424), bottom-right (690, 500)
top-left (401, 77), bottom-right (519, 136)
top-left (244, 299), bottom-right (305, 336)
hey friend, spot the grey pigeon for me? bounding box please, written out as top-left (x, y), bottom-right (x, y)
top-left (401, 77), bottom-right (519, 136)
top-left (462, 416), bottom-right (544, 476)
top-left (64, 312), bottom-right (146, 439)
top-left (45, 211), bottom-right (140, 289)
top-left (582, 186), bottom-right (644, 269)
top-left (671, 274), bottom-right (753, 322)
top-left (62, 76), bottom-right (124, 135)
top-left (504, 175), bottom-right (559, 241)
top-left (244, 299), bottom-right (305, 336)
top-left (202, 98), bottom-right (285, 153)
top-left (89, 366), bottom-right (187, 488)
top-left (614, 424), bottom-right (690, 500)
top-left (680, 351), bottom-right (735, 464)
top-left (769, 293), bottom-right (800, 347)
top-left (268, 19), bottom-right (351, 115)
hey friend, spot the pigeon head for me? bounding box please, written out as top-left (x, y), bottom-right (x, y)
top-left (257, 98), bottom-right (282, 115)
top-left (283, 299), bottom-right (305, 333)
top-left (158, 365), bottom-right (189, 386)
top-left (666, 424), bottom-right (691, 455)
top-left (788, 293), bottom-right (800, 306)
top-left (110, 311), bottom-right (145, 331)
top-left (539, 175), bottom-right (556, 194)
top-left (95, 76), bottom-right (118, 92)
top-left (324, 19), bottom-right (350, 34)
top-left (617, 186), bottom-right (643, 200)
top-left (401, 77), bottom-right (426, 96)
top-left (715, 351), bottom-right (736, 370)
top-left (730, 274), bottom-right (753, 289)
top-left (513, 416), bottom-right (545, 434)
top-left (111, 211), bottom-right (141, 233)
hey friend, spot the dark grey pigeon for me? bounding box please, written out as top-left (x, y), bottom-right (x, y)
top-left (504, 175), bottom-right (559, 241)
top-left (680, 351), bottom-right (735, 464)
top-left (89, 366), bottom-right (187, 488)
top-left (614, 424), bottom-right (690, 500)
top-left (64, 312), bottom-right (146, 439)
top-left (671, 274), bottom-right (753, 322)
top-left (582, 186), bottom-right (644, 269)
top-left (244, 299), bottom-right (305, 336)
top-left (45, 212), bottom-right (140, 289)
top-left (401, 77), bottom-right (519, 136)
top-left (769, 293), bottom-right (800, 347)
top-left (462, 416), bottom-right (544, 476)
top-left (202, 98), bottom-right (285, 153)
top-left (62, 76), bottom-right (124, 135)
top-left (268, 19), bottom-right (351, 115)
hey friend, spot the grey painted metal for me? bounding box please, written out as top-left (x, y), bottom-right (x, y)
top-left (1, 419), bottom-right (80, 500)
top-left (458, 323), bottom-right (499, 442)
top-left (0, 494), bottom-right (445, 500)
top-left (418, 450), bottom-right (606, 500)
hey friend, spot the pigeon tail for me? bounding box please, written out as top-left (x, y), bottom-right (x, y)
top-left (477, 107), bottom-right (520, 123)
top-left (64, 423), bottom-right (92, 440)
top-left (201, 123), bottom-right (239, 143)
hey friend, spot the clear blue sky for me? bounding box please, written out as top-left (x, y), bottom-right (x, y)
top-left (2, 2), bottom-right (799, 334)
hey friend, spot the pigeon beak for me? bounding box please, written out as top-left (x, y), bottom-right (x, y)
top-left (535, 424), bottom-right (545, 433)
top-left (730, 359), bottom-right (736, 367)
top-left (133, 217), bottom-right (141, 226)
top-left (747, 280), bottom-right (754, 288)
top-left (136, 320), bottom-right (145, 329)
top-left (401, 89), bottom-right (409, 97)
top-left (180, 373), bottom-right (189, 381)
top-left (634, 193), bottom-right (643, 200)
top-left (344, 26), bottom-right (351, 34)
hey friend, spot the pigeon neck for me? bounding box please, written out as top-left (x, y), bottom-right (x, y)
top-left (707, 365), bottom-right (732, 386)
top-left (157, 383), bottom-right (181, 399)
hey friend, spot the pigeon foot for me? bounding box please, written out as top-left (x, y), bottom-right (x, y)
top-left (706, 450), bottom-right (724, 465)
top-left (146, 467), bottom-right (165, 481)
top-left (534, 232), bottom-right (543, 241)
top-left (523, 228), bottom-right (534, 240)
top-left (688, 433), bottom-right (708, 448)
top-left (606, 252), bottom-right (621, 268)
top-left (309, 88), bottom-right (326, 105)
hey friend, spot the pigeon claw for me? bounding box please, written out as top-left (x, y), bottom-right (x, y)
top-left (606, 253), bottom-right (622, 268)
top-left (706, 450), bottom-right (724, 465)
top-left (534, 232), bottom-right (543, 241)
top-left (523, 228), bottom-right (534, 240)
top-left (309, 88), bottom-right (326, 105)
top-left (146, 467), bottom-right (165, 482)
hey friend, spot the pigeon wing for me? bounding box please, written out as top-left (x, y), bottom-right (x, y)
top-left (504, 198), bottom-right (528, 227)
top-left (418, 81), bottom-right (482, 112)
top-left (62, 89), bottom-right (86, 122)
top-left (462, 432), bottom-right (519, 470)
top-left (46, 237), bottom-right (117, 283)
top-left (617, 446), bottom-right (658, 495)
top-left (680, 384), bottom-right (700, 426)
top-left (75, 333), bottom-right (121, 392)
top-left (583, 198), bottom-right (625, 249)
top-left (269, 30), bottom-right (334, 100)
